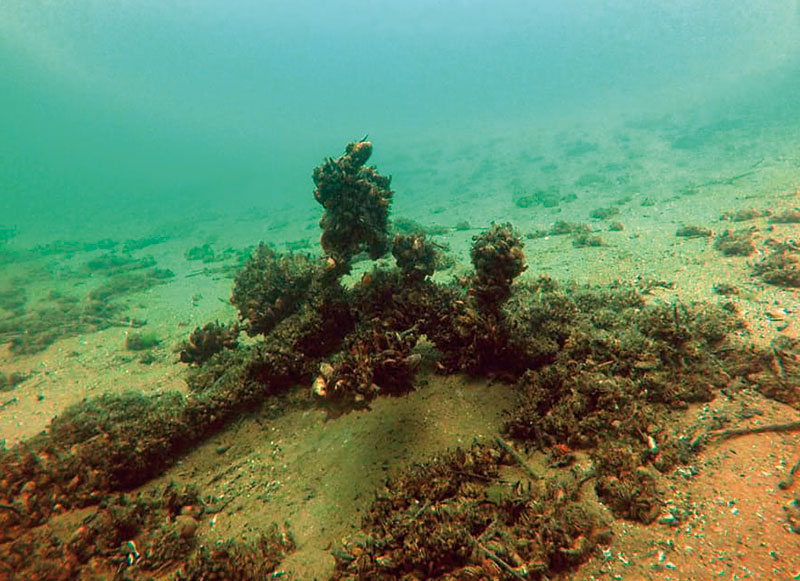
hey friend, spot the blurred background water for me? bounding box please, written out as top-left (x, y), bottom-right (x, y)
top-left (1, 0), bottom-right (799, 243)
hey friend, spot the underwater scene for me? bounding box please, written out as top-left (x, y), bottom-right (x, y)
top-left (2, 0), bottom-right (800, 579)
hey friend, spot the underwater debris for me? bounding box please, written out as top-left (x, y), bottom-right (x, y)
top-left (398, 222), bottom-right (530, 377)
top-left (332, 442), bottom-right (609, 580)
top-left (0, 283), bottom-right (152, 355)
top-left (752, 240), bottom-right (800, 288)
top-left (184, 243), bottom-right (216, 262)
top-left (176, 523), bottom-right (294, 580)
top-left (84, 252), bottom-right (157, 275)
top-left (720, 208), bottom-right (768, 222)
top-left (6, 139), bottom-right (800, 578)
top-left (0, 482), bottom-right (199, 578)
top-left (231, 241), bottom-right (353, 363)
top-left (230, 244), bottom-right (316, 337)
top-left (470, 222), bottom-right (526, 312)
top-left (0, 337), bottom-right (315, 534)
top-left (514, 186), bottom-right (562, 208)
top-left (592, 443), bottom-right (661, 523)
top-left (747, 336), bottom-right (800, 407)
top-left (122, 234), bottom-right (169, 253)
top-left (0, 260), bottom-right (170, 354)
top-left (125, 330), bottom-right (162, 351)
top-left (713, 228), bottom-right (755, 256)
top-left (769, 208), bottom-right (800, 224)
top-left (589, 206), bottom-right (620, 220)
top-left (392, 231), bottom-right (440, 282)
top-left (504, 282), bottom-right (751, 520)
top-left (313, 320), bottom-right (420, 411)
top-left (348, 268), bottom-right (465, 373)
top-left (179, 321), bottom-right (239, 366)
top-left (0, 479), bottom-right (293, 580)
top-left (676, 224), bottom-right (713, 238)
top-left (571, 231), bottom-right (605, 248)
top-left (549, 220), bottom-right (590, 236)
top-left (313, 140), bottom-right (393, 273)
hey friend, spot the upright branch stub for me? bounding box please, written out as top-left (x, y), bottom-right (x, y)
top-left (312, 141), bottom-right (393, 273)
top-left (230, 244), bottom-right (315, 336)
top-left (470, 222), bottom-right (527, 312)
top-left (392, 231), bottom-right (438, 282)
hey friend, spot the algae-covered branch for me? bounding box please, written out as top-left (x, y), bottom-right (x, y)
top-left (312, 139), bottom-right (393, 274)
top-left (3, 139), bottom-right (800, 580)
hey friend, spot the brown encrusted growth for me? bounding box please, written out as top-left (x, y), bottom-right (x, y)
top-left (351, 269), bottom-right (448, 329)
top-left (748, 336), bottom-right (800, 407)
top-left (177, 523), bottom-right (294, 580)
top-left (720, 208), bottom-right (767, 222)
top-left (179, 321), bottom-right (239, 366)
top-left (592, 444), bottom-right (661, 523)
top-left (572, 230), bottom-right (605, 248)
top-left (752, 240), bottom-right (800, 287)
top-left (392, 231), bottom-right (439, 282)
top-left (0, 392), bottom-right (198, 541)
top-left (10, 139), bottom-right (800, 577)
top-left (0, 482), bottom-right (203, 579)
top-left (550, 221), bottom-right (591, 236)
top-left (331, 443), bottom-right (609, 580)
top-left (769, 208), bottom-right (800, 224)
top-left (437, 297), bottom-right (534, 377)
top-left (505, 283), bottom-right (747, 520)
top-left (509, 366), bottom-right (660, 451)
top-left (676, 224), bottom-right (713, 238)
top-left (714, 228), bottom-right (755, 256)
top-left (313, 321), bottom-right (420, 411)
top-left (352, 266), bottom-right (530, 377)
top-left (232, 241), bottom-right (354, 358)
top-left (0, 334), bottom-right (314, 535)
top-left (349, 268), bottom-right (493, 375)
top-left (230, 244), bottom-right (316, 336)
top-left (590, 206), bottom-right (620, 220)
top-left (470, 222), bottom-right (526, 313)
top-left (313, 140), bottom-right (393, 272)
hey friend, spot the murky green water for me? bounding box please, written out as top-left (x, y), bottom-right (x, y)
top-left (1, 1), bottom-right (798, 245)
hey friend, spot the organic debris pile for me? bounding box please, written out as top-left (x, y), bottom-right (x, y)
top-left (2, 141), bottom-right (800, 579)
top-left (332, 442), bottom-right (610, 580)
top-left (713, 228), bottom-right (755, 257)
top-left (178, 321), bottom-right (239, 366)
top-left (753, 239), bottom-right (800, 288)
top-left (0, 481), bottom-right (293, 580)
